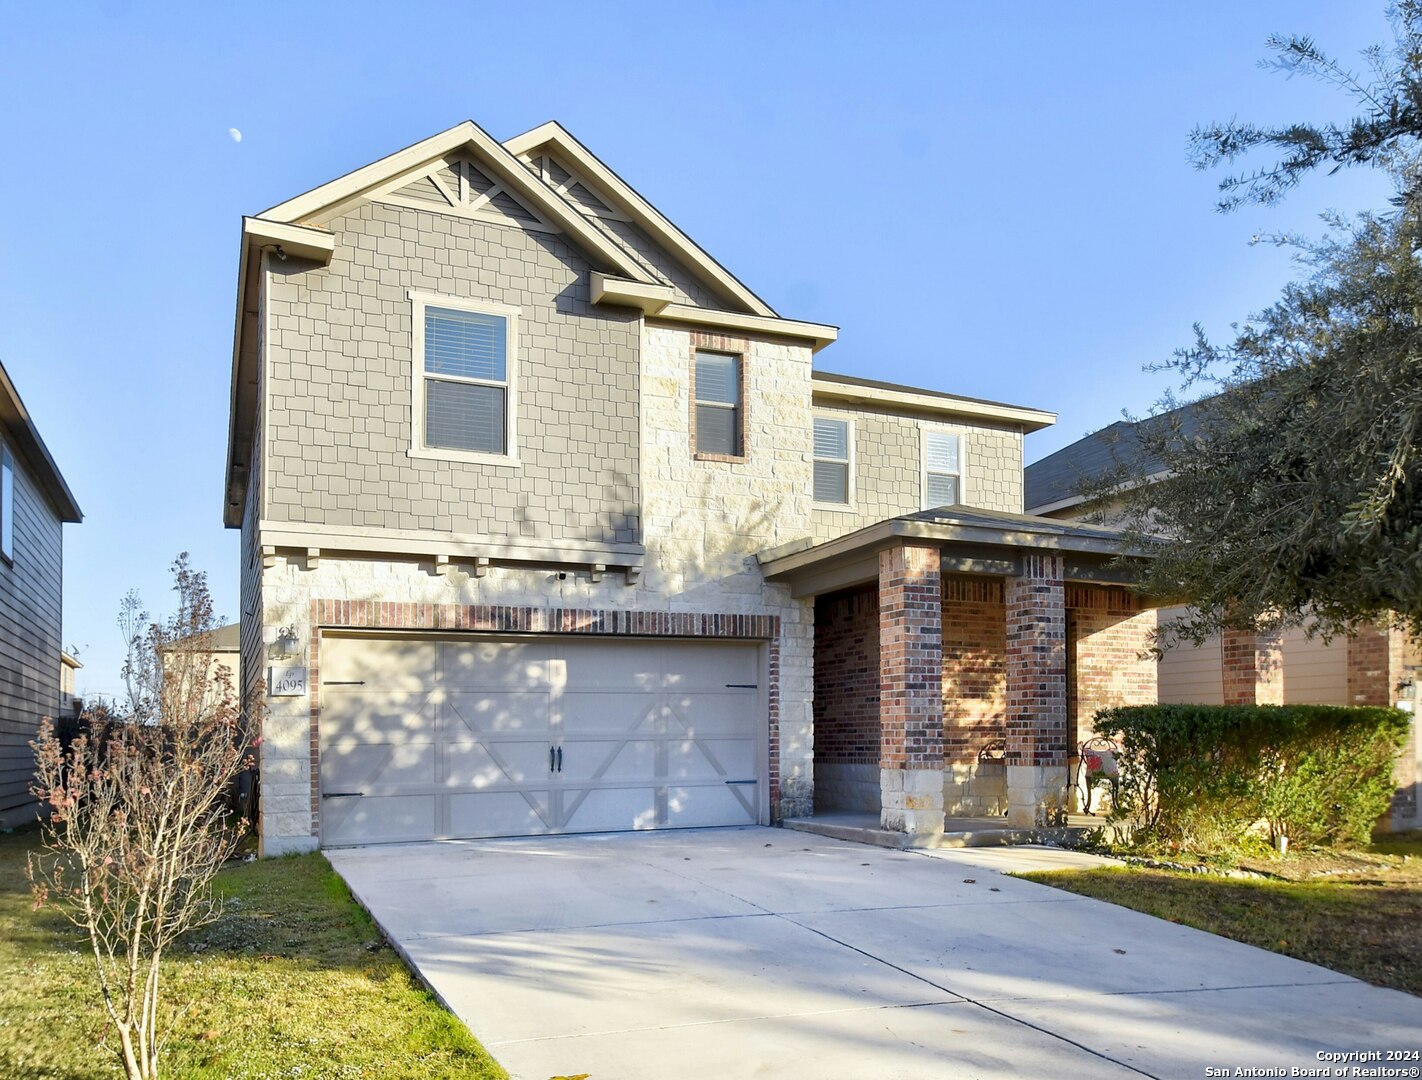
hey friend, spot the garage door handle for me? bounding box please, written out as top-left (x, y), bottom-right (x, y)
top-left (556, 746), bottom-right (563, 773)
top-left (322, 791), bottom-right (363, 799)
top-left (550, 746), bottom-right (556, 773)
top-left (725, 683), bottom-right (758, 689)
top-left (724, 779), bottom-right (757, 785)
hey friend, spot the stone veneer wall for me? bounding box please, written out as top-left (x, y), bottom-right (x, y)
top-left (812, 586), bottom-right (880, 813)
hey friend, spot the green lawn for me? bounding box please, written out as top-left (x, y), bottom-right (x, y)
top-left (0, 825), bottom-right (507, 1079)
top-left (1019, 832), bottom-right (1422, 996)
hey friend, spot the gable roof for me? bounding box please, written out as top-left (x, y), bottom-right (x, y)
top-left (1024, 400), bottom-right (1206, 514)
top-left (505, 121), bottom-right (777, 318)
top-left (812, 371), bottom-right (1055, 432)
top-left (257, 121), bottom-right (656, 285)
top-left (0, 359), bottom-right (81, 523)
top-left (225, 120), bottom-right (840, 526)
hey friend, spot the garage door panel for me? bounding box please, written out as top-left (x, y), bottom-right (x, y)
top-left (448, 790), bottom-right (554, 837)
top-left (559, 691), bottom-right (660, 735)
top-left (557, 739), bottom-right (657, 782)
top-left (561, 644), bottom-right (669, 690)
top-left (666, 693), bottom-right (756, 735)
top-left (662, 643), bottom-right (759, 689)
top-left (446, 691), bottom-right (551, 736)
top-left (444, 738), bottom-right (552, 788)
top-left (443, 640), bottom-right (555, 691)
top-left (322, 741), bottom-right (435, 790)
top-left (667, 784), bottom-right (758, 827)
top-left (323, 795), bottom-right (437, 846)
top-left (563, 787), bottom-right (659, 833)
top-left (668, 738), bottom-right (756, 781)
top-left (322, 640), bottom-right (438, 689)
top-left (324, 690), bottom-right (437, 741)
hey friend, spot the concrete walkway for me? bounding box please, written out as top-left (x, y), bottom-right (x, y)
top-left (328, 827), bottom-right (1422, 1080)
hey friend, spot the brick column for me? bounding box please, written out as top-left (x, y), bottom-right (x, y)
top-left (1222, 630), bottom-right (1284, 705)
top-left (1005, 554), bottom-right (1068, 827)
top-left (878, 543), bottom-right (944, 837)
top-left (1349, 622), bottom-right (1416, 828)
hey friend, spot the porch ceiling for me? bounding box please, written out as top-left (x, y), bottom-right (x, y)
top-left (757, 505), bottom-right (1155, 599)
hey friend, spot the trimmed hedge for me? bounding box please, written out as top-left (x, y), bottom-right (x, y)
top-left (1095, 704), bottom-right (1409, 852)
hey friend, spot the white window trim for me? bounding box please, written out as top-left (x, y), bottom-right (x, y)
top-left (0, 439), bottom-right (13, 564)
top-left (811, 414), bottom-right (856, 512)
top-left (920, 423), bottom-right (966, 510)
top-left (407, 289), bottom-right (521, 467)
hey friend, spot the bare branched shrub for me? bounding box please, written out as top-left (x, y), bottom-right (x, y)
top-left (28, 554), bottom-right (257, 1080)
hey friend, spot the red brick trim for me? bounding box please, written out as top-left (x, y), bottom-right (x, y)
top-left (306, 600), bottom-right (783, 836)
top-left (690, 331), bottom-right (750, 463)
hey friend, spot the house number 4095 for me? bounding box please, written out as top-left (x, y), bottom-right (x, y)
top-left (269, 666), bottom-right (308, 697)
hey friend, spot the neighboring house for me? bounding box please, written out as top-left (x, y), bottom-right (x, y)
top-left (1025, 404), bottom-right (1422, 829)
top-left (225, 120), bottom-right (1160, 855)
top-left (159, 621), bottom-right (242, 704)
top-left (0, 360), bottom-right (82, 829)
top-left (59, 651), bottom-right (81, 719)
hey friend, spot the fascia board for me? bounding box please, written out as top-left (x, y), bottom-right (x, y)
top-left (242, 218), bottom-right (335, 264)
top-left (505, 121), bottom-right (779, 318)
top-left (811, 380), bottom-right (1055, 432)
top-left (590, 272), bottom-right (675, 314)
top-left (650, 303), bottom-right (838, 351)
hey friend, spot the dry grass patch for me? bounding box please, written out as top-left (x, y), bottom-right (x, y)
top-left (0, 825), bottom-right (506, 1079)
top-left (1019, 831), bottom-right (1422, 996)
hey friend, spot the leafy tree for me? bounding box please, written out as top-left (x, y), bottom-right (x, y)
top-left (28, 555), bottom-right (255, 1080)
top-left (1098, 4), bottom-right (1422, 647)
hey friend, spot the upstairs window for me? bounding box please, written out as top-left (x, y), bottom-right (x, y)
top-left (923, 430), bottom-right (961, 508)
top-left (0, 444), bottom-right (12, 562)
top-left (410, 292), bottom-right (518, 461)
top-left (694, 350), bottom-right (742, 457)
top-left (813, 417), bottom-right (851, 505)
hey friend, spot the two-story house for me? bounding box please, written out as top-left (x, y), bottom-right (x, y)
top-left (0, 359), bottom-right (82, 829)
top-left (226, 121), bottom-right (1159, 855)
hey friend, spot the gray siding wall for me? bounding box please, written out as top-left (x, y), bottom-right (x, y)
top-left (263, 201), bottom-right (641, 546)
top-left (809, 401), bottom-right (1024, 544)
top-left (239, 313), bottom-right (265, 714)
top-left (0, 439), bottom-right (64, 826)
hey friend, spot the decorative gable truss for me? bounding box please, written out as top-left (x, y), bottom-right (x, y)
top-left (521, 153), bottom-right (628, 222)
top-left (375, 153), bottom-right (560, 233)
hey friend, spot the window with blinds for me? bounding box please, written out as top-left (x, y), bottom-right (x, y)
top-left (694, 351), bottom-right (741, 456)
top-left (419, 303), bottom-right (511, 455)
top-left (813, 417), bottom-right (851, 504)
top-left (923, 430), bottom-right (961, 509)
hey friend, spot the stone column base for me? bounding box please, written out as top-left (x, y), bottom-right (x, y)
top-left (881, 767), bottom-right (945, 835)
top-left (1006, 765), bottom-right (1069, 828)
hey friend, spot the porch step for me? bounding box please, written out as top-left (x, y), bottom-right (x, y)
top-left (781, 812), bottom-right (1116, 850)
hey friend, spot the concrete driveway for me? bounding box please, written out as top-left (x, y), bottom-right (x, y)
top-left (328, 827), bottom-right (1422, 1080)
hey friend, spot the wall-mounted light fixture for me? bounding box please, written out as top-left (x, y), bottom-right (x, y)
top-left (263, 624), bottom-right (301, 657)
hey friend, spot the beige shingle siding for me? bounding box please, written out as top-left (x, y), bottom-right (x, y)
top-left (263, 201), bottom-right (641, 546)
top-left (0, 442), bottom-right (64, 826)
top-left (808, 402), bottom-right (1025, 544)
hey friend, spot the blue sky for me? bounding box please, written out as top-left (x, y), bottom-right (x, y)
top-left (0, 2), bottom-right (1398, 700)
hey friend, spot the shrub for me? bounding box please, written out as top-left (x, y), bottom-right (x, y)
top-left (1096, 704), bottom-right (1409, 853)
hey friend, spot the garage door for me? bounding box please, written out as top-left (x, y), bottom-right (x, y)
top-left (318, 636), bottom-right (764, 846)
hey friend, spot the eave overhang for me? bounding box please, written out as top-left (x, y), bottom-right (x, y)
top-left (758, 508), bottom-right (1156, 599)
top-left (0, 359), bottom-right (81, 523)
top-left (812, 371), bottom-right (1055, 432)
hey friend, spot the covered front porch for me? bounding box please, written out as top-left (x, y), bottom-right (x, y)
top-left (761, 507), bottom-right (1159, 843)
